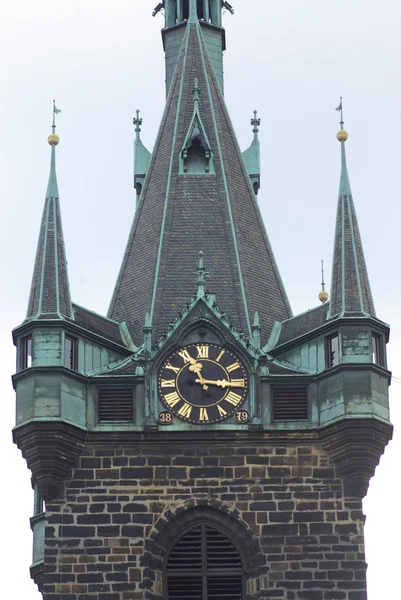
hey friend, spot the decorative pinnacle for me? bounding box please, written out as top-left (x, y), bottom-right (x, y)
top-left (252, 312), bottom-right (261, 351)
top-left (193, 78), bottom-right (200, 105)
top-left (193, 251), bottom-right (210, 299)
top-left (251, 110), bottom-right (260, 135)
top-left (318, 260), bottom-right (329, 304)
top-left (133, 109), bottom-right (142, 137)
top-left (143, 312), bottom-right (152, 353)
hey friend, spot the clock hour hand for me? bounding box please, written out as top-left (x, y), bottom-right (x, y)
top-left (189, 358), bottom-right (209, 390)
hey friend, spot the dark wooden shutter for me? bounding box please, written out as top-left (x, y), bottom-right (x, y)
top-left (273, 386), bottom-right (308, 421)
top-left (98, 387), bottom-right (133, 422)
top-left (166, 524), bottom-right (243, 600)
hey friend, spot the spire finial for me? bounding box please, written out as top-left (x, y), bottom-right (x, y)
top-left (251, 110), bottom-right (260, 136)
top-left (46, 100), bottom-right (61, 199)
top-left (336, 97), bottom-right (348, 142)
top-left (193, 251), bottom-right (210, 299)
top-left (318, 259), bottom-right (329, 304)
top-left (48, 100), bottom-right (61, 146)
top-left (133, 109), bottom-right (143, 138)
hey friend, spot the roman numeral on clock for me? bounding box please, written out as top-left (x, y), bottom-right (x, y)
top-left (199, 407), bottom-right (209, 421)
top-left (225, 391), bottom-right (242, 406)
top-left (216, 349), bottom-right (225, 363)
top-left (217, 405), bottom-right (227, 417)
top-left (178, 402), bottom-right (192, 418)
top-left (196, 345), bottom-right (209, 359)
top-left (164, 392), bottom-right (180, 407)
top-left (231, 379), bottom-right (245, 388)
top-left (165, 363), bottom-right (180, 374)
top-left (226, 361), bottom-right (240, 373)
top-left (178, 349), bottom-right (192, 363)
top-left (160, 379), bottom-right (175, 388)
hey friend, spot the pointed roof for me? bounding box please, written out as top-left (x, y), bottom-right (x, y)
top-left (328, 119), bottom-right (375, 318)
top-left (26, 124), bottom-right (73, 321)
top-left (108, 19), bottom-right (291, 345)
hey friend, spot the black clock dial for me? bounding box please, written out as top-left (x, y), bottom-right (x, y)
top-left (158, 344), bottom-right (248, 424)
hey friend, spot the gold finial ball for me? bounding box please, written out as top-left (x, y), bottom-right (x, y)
top-left (337, 129), bottom-right (348, 142)
top-left (48, 133), bottom-right (60, 146)
top-left (319, 290), bottom-right (329, 304)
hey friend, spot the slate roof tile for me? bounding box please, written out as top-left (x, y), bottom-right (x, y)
top-left (71, 304), bottom-right (124, 346)
top-left (276, 303), bottom-right (329, 346)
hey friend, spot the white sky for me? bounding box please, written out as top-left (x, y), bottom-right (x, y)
top-left (1, 1), bottom-right (400, 597)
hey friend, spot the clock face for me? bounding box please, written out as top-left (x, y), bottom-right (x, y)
top-left (158, 343), bottom-right (248, 424)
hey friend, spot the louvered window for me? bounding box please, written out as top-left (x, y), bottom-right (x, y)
top-left (273, 386), bottom-right (309, 421)
top-left (165, 524), bottom-right (244, 600)
top-left (98, 387), bottom-right (134, 422)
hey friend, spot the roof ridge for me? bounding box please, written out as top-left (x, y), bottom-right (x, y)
top-left (72, 302), bottom-right (121, 325)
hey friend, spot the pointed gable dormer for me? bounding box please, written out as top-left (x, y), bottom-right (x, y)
top-left (179, 78), bottom-right (214, 174)
top-left (26, 107), bottom-right (73, 321)
top-left (328, 107), bottom-right (375, 319)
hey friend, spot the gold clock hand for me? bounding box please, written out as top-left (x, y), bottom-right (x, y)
top-left (195, 378), bottom-right (233, 389)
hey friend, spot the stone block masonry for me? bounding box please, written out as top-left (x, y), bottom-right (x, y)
top-left (43, 438), bottom-right (368, 600)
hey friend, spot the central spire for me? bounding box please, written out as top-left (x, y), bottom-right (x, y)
top-left (108, 16), bottom-right (291, 345)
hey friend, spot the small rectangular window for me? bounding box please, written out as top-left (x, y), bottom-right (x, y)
top-left (372, 334), bottom-right (382, 365)
top-left (33, 486), bottom-right (44, 516)
top-left (22, 336), bottom-right (32, 369)
top-left (64, 336), bottom-right (77, 370)
top-left (328, 335), bottom-right (340, 367)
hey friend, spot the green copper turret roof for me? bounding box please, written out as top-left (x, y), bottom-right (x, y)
top-left (328, 118), bottom-right (375, 318)
top-left (108, 17), bottom-right (291, 345)
top-left (26, 114), bottom-right (73, 321)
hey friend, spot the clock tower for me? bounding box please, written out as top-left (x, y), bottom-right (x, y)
top-left (13, 2), bottom-right (392, 600)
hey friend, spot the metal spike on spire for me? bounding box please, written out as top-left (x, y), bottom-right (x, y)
top-left (47, 100), bottom-right (61, 199)
top-left (193, 251), bottom-right (210, 299)
top-left (335, 96), bottom-right (344, 128)
top-left (319, 260), bottom-right (329, 304)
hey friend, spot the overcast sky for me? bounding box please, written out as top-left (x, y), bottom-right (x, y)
top-left (1, 1), bottom-right (400, 598)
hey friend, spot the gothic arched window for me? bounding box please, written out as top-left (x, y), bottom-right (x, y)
top-left (186, 137), bottom-right (207, 174)
top-left (164, 523), bottom-right (245, 600)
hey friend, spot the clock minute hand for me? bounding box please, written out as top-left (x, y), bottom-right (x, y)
top-left (195, 378), bottom-right (233, 389)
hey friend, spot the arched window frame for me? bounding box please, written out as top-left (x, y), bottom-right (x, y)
top-left (179, 114), bottom-right (214, 175)
top-left (162, 519), bottom-right (246, 600)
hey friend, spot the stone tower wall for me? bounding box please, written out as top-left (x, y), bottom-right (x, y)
top-left (43, 437), bottom-right (367, 600)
